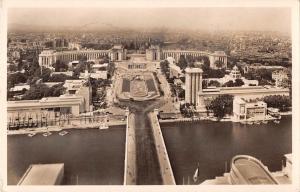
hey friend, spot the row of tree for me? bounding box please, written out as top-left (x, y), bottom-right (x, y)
top-left (22, 83), bottom-right (66, 100)
top-left (263, 95), bottom-right (291, 112)
top-left (207, 94), bottom-right (234, 119)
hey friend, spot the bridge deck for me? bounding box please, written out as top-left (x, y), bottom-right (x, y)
top-left (135, 111), bottom-right (162, 185)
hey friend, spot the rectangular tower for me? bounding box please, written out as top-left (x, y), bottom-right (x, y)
top-left (185, 67), bottom-right (203, 106)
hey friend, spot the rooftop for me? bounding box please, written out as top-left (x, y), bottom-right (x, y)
top-left (233, 156), bottom-right (278, 184)
top-left (185, 67), bottom-right (203, 73)
top-left (18, 163), bottom-right (64, 185)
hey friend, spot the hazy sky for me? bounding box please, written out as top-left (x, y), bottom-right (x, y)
top-left (8, 7), bottom-right (291, 33)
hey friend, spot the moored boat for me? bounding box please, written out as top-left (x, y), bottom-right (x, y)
top-left (28, 133), bottom-right (36, 137)
top-left (59, 130), bottom-right (69, 136)
top-left (42, 132), bottom-right (52, 137)
top-left (99, 123), bottom-right (109, 130)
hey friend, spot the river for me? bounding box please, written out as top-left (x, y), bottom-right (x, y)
top-left (7, 126), bottom-right (126, 185)
top-left (161, 116), bottom-right (292, 184)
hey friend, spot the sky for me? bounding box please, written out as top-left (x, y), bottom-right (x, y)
top-left (8, 7), bottom-right (291, 33)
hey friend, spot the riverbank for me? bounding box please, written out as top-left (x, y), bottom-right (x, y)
top-left (159, 111), bottom-right (292, 124)
top-left (7, 120), bottom-right (126, 135)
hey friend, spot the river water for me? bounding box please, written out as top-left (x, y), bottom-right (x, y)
top-left (7, 126), bottom-right (126, 185)
top-left (7, 116), bottom-right (291, 185)
top-left (161, 116), bottom-right (292, 184)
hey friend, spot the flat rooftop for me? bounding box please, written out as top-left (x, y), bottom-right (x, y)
top-left (18, 163), bottom-right (64, 185)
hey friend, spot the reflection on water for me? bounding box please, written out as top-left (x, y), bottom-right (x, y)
top-left (161, 116), bottom-right (292, 185)
top-left (7, 126), bottom-right (126, 185)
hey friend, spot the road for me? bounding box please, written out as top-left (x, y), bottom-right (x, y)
top-left (121, 99), bottom-right (165, 184)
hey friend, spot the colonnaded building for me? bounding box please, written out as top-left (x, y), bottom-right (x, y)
top-left (38, 45), bottom-right (228, 69)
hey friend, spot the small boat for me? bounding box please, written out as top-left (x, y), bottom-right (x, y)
top-left (247, 121), bottom-right (254, 125)
top-left (99, 124), bottom-right (109, 130)
top-left (254, 121), bottom-right (261, 125)
top-left (262, 120), bottom-right (268, 124)
top-left (274, 120), bottom-right (280, 124)
top-left (59, 130), bottom-right (69, 136)
top-left (240, 121), bottom-right (247, 125)
top-left (42, 132), bottom-right (52, 137)
top-left (28, 133), bottom-right (36, 137)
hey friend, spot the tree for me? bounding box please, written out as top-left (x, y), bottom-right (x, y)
top-left (78, 55), bottom-right (88, 63)
top-left (208, 94), bottom-right (234, 119)
top-left (8, 64), bottom-right (18, 72)
top-left (22, 83), bottom-right (65, 100)
top-left (180, 103), bottom-right (194, 118)
top-left (208, 80), bottom-right (221, 87)
top-left (7, 72), bottom-right (27, 88)
top-left (47, 74), bottom-right (77, 82)
top-left (178, 55), bottom-right (188, 70)
top-left (214, 60), bottom-right (224, 68)
top-left (263, 95), bottom-right (291, 112)
top-left (202, 80), bottom-right (208, 89)
top-left (186, 55), bottom-right (195, 67)
top-left (53, 60), bottom-right (68, 72)
top-left (40, 68), bottom-right (52, 82)
top-left (223, 80), bottom-right (234, 87)
top-left (22, 83), bottom-right (49, 100)
top-left (73, 63), bottom-right (86, 77)
top-left (107, 62), bottom-right (115, 79)
top-left (160, 60), bottom-right (170, 78)
top-left (234, 79), bottom-right (244, 87)
top-left (49, 83), bottom-right (66, 97)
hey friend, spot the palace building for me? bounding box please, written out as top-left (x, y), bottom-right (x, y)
top-left (39, 44), bottom-right (227, 70)
top-left (145, 45), bottom-right (227, 69)
top-left (39, 45), bottom-right (127, 68)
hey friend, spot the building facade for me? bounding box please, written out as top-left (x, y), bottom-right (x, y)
top-left (272, 70), bottom-right (289, 87)
top-left (39, 45), bottom-right (127, 68)
top-left (233, 96), bottom-right (267, 122)
top-left (145, 46), bottom-right (227, 69)
top-left (7, 79), bottom-right (92, 127)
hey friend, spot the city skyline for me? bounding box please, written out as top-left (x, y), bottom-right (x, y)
top-left (8, 7), bottom-right (291, 34)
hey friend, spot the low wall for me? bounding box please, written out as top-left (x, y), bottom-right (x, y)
top-left (149, 111), bottom-right (176, 185)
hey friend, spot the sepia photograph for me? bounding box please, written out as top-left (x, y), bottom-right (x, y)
top-left (1, 0), bottom-right (300, 191)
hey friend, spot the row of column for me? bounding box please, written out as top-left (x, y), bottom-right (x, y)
top-left (162, 51), bottom-right (206, 61)
top-left (57, 51), bottom-right (109, 62)
top-left (192, 73), bottom-right (201, 105)
top-left (217, 56), bottom-right (227, 64)
top-left (185, 72), bottom-right (202, 105)
top-left (39, 56), bottom-right (53, 68)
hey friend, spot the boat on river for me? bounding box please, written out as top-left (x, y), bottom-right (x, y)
top-left (28, 133), bottom-right (36, 137)
top-left (42, 132), bottom-right (52, 137)
top-left (99, 123), bottom-right (109, 130)
top-left (274, 120), bottom-right (280, 124)
top-left (59, 131), bottom-right (69, 136)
